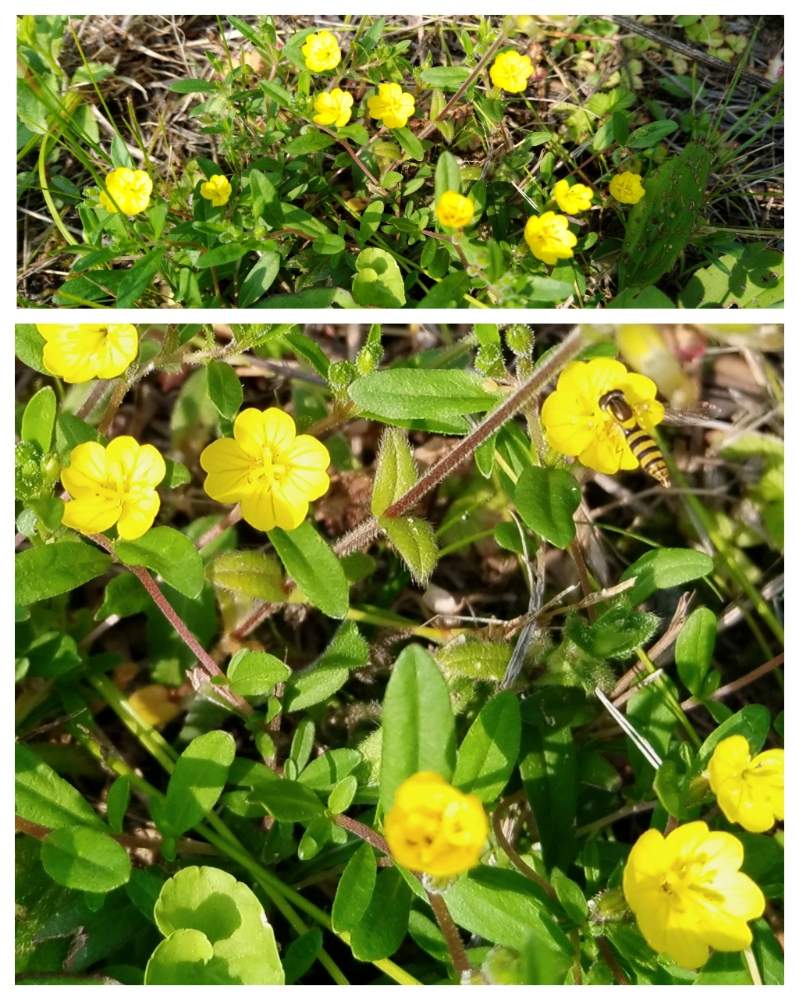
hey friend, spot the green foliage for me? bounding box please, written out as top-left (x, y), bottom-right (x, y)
top-left (16, 540), bottom-right (111, 605)
top-left (116, 526), bottom-right (204, 599)
top-left (146, 866), bottom-right (283, 984)
top-left (41, 826), bottom-right (131, 893)
top-left (380, 644), bottom-right (456, 811)
top-left (351, 249), bottom-right (406, 307)
top-left (618, 143), bottom-right (712, 290)
top-left (621, 547), bottom-right (715, 604)
top-left (332, 842), bottom-right (377, 933)
top-left (514, 466), bottom-right (581, 548)
top-left (269, 521), bottom-right (349, 619)
top-left (453, 691), bottom-right (521, 801)
top-left (155, 731), bottom-right (236, 837)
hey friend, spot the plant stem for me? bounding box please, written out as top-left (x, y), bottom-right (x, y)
top-left (89, 533), bottom-right (252, 716)
top-left (427, 889), bottom-right (473, 981)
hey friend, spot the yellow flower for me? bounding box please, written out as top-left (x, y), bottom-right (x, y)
top-left (37, 323), bottom-right (139, 384)
top-left (384, 772), bottom-right (488, 878)
top-left (552, 178), bottom-right (593, 215)
top-left (312, 88), bottom-right (353, 128)
top-left (708, 735), bottom-right (784, 834)
top-left (623, 821), bottom-right (765, 969)
top-left (367, 83), bottom-right (415, 130)
top-left (99, 167), bottom-right (152, 215)
top-left (489, 50), bottom-right (534, 93)
top-left (200, 174), bottom-right (232, 207)
top-left (609, 171), bottom-right (646, 205)
top-left (523, 211), bottom-right (577, 266)
top-left (61, 437), bottom-right (166, 541)
top-left (200, 408), bottom-right (330, 532)
top-left (435, 191), bottom-right (474, 230)
top-left (540, 358), bottom-right (665, 475)
top-left (301, 30), bottom-right (341, 73)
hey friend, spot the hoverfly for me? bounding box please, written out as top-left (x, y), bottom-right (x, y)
top-left (599, 389), bottom-right (671, 487)
top-left (599, 391), bottom-right (724, 489)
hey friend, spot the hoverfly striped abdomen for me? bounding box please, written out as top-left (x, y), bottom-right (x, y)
top-left (598, 389), bottom-right (670, 487)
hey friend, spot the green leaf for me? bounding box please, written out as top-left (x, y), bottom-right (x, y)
top-left (15, 743), bottom-right (104, 831)
top-left (565, 605), bottom-right (660, 661)
top-left (351, 248), bottom-right (406, 307)
top-left (106, 775), bottom-right (131, 833)
top-left (371, 427), bottom-right (417, 516)
top-left (380, 515), bottom-right (439, 586)
top-left (41, 826), bottom-right (131, 893)
top-left (445, 867), bottom-right (571, 982)
top-left (520, 725), bottom-right (577, 871)
top-left (15, 324), bottom-right (47, 373)
top-left (21, 386), bottom-right (57, 453)
top-left (359, 200), bottom-right (384, 242)
top-left (158, 731), bottom-right (236, 837)
top-left (514, 466), bottom-right (581, 548)
top-left (115, 526), bottom-right (204, 600)
top-left (116, 249), bottom-right (164, 308)
top-left (148, 866), bottom-right (283, 985)
top-left (626, 119), bottom-right (679, 149)
top-left (269, 521), bottom-right (349, 619)
top-left (206, 361), bottom-right (243, 419)
top-left (621, 547), bottom-right (715, 604)
top-left (619, 142), bottom-right (711, 289)
top-left (285, 130), bottom-right (335, 156)
top-left (349, 368), bottom-right (496, 422)
top-left (196, 244), bottom-right (247, 270)
top-left (332, 842), bottom-right (377, 933)
top-left (208, 550), bottom-right (285, 602)
top-left (282, 928), bottom-right (323, 985)
top-left (16, 540), bottom-right (111, 605)
top-left (452, 690), bottom-right (521, 802)
top-left (393, 126), bottom-right (424, 160)
top-left (327, 775), bottom-right (357, 814)
top-left (698, 705), bottom-right (771, 765)
top-left (238, 252), bottom-right (280, 306)
top-left (675, 606), bottom-right (718, 696)
top-left (380, 644), bottom-right (456, 811)
top-left (298, 748), bottom-right (363, 790)
top-left (146, 929), bottom-right (215, 985)
top-left (349, 868), bottom-right (411, 961)
top-left (168, 78), bottom-right (218, 94)
top-left (227, 650), bottom-right (291, 697)
top-left (420, 65), bottom-right (471, 91)
top-left (283, 621), bottom-right (368, 712)
top-left (251, 779), bottom-right (325, 822)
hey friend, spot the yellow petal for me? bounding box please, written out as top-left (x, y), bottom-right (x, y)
top-left (240, 488), bottom-right (278, 532)
top-left (61, 442), bottom-right (109, 496)
top-left (131, 443), bottom-right (167, 489)
top-left (96, 324), bottom-right (139, 379)
top-left (271, 480), bottom-right (310, 531)
top-left (200, 438), bottom-right (254, 501)
top-left (62, 496), bottom-right (121, 535)
top-left (117, 493), bottom-right (160, 540)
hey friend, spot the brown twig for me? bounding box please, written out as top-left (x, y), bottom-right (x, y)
top-left (15, 815), bottom-right (216, 856)
top-left (88, 533), bottom-right (252, 716)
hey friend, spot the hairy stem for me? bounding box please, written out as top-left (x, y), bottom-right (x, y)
top-left (427, 890), bottom-right (473, 980)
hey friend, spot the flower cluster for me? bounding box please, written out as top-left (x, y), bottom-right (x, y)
top-left (384, 772), bottom-right (488, 877)
top-left (541, 358), bottom-right (665, 475)
top-left (623, 821), bottom-right (765, 969)
top-left (88, 27), bottom-right (648, 274)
